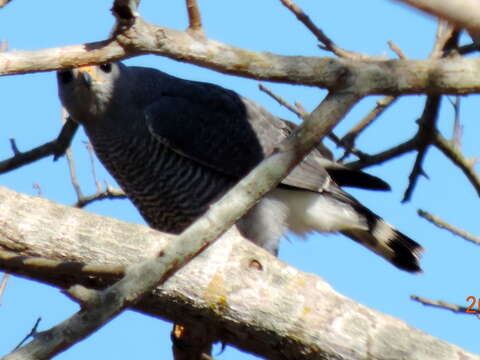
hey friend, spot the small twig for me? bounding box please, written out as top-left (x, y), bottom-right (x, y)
top-left (0, 272), bottom-right (10, 305)
top-left (66, 148), bottom-right (83, 199)
top-left (418, 209), bottom-right (480, 245)
top-left (402, 95), bottom-right (441, 202)
top-left (430, 21), bottom-right (456, 58)
top-left (32, 184), bottom-right (43, 197)
top-left (0, 142), bottom-right (55, 174)
top-left (259, 83), bottom-right (305, 118)
top-left (346, 136), bottom-right (418, 170)
top-left (60, 109), bottom-right (83, 199)
top-left (411, 295), bottom-right (477, 316)
top-left (339, 96), bottom-right (397, 161)
top-left (294, 101), bottom-right (308, 117)
top-left (403, 27), bottom-right (461, 201)
top-left (258, 83), bottom-right (367, 160)
top-left (8, 138), bottom-right (20, 155)
top-left (433, 130), bottom-right (480, 197)
top-left (387, 41), bottom-right (407, 59)
top-left (84, 141), bottom-right (103, 192)
top-left (186, 0), bottom-right (203, 33)
top-left (447, 96), bottom-right (463, 148)
top-left (74, 185), bottom-right (126, 208)
top-left (14, 318), bottom-right (42, 350)
top-left (278, 0), bottom-right (371, 59)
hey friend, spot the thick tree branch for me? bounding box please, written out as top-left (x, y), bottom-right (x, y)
top-left (3, 16), bottom-right (480, 94)
top-left (4, 90), bottom-right (359, 359)
top-left (394, 0), bottom-right (480, 39)
top-left (0, 185), bottom-right (478, 360)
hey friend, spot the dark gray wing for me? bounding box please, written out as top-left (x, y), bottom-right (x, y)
top-left (144, 76), bottom-right (387, 192)
top-left (144, 83), bottom-right (265, 179)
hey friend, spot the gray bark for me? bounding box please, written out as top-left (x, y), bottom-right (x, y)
top-left (0, 185), bottom-right (477, 360)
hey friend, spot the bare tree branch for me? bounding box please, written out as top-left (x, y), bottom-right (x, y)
top-left (5, 84), bottom-right (359, 359)
top-left (339, 95), bottom-right (397, 160)
top-left (60, 109), bottom-right (83, 199)
top-left (73, 185), bottom-right (126, 208)
top-left (0, 248), bottom-right (125, 279)
top-left (402, 95), bottom-right (441, 202)
top-left (346, 133), bottom-right (418, 170)
top-left (0, 120), bottom-right (78, 175)
top-left (259, 83), bottom-right (306, 118)
top-left (2, 17), bottom-right (480, 94)
top-left (0, 185), bottom-right (478, 360)
top-left (430, 21), bottom-right (457, 58)
top-left (418, 209), bottom-right (480, 245)
top-left (0, 1), bottom-right (478, 358)
top-left (448, 96), bottom-right (463, 148)
top-left (14, 318), bottom-right (42, 351)
top-left (387, 40), bottom-right (407, 59)
top-left (84, 142), bottom-right (103, 193)
top-left (258, 83), bottom-right (367, 160)
top-left (393, 0), bottom-right (480, 39)
top-left (0, 272), bottom-right (9, 305)
top-left (433, 130), bottom-right (480, 196)
top-left (65, 147), bottom-right (83, 199)
top-left (411, 295), bottom-right (477, 316)
top-left (185, 0), bottom-right (203, 33)
top-left (278, 0), bottom-right (370, 59)
top-left (8, 139), bottom-right (20, 156)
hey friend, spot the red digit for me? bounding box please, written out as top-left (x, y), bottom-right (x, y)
top-left (466, 296), bottom-right (477, 313)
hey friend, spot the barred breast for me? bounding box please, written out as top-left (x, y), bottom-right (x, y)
top-left (90, 133), bottom-right (234, 233)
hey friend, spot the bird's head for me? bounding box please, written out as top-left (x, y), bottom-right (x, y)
top-left (57, 62), bottom-right (123, 127)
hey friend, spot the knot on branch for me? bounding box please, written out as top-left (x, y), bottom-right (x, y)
top-left (329, 61), bottom-right (355, 92)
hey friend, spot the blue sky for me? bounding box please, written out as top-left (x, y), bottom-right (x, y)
top-left (1, 1), bottom-right (479, 359)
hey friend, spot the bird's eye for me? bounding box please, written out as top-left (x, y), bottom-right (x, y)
top-left (57, 70), bottom-right (73, 84)
top-left (100, 63), bottom-right (112, 73)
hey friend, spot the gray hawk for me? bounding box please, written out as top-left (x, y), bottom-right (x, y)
top-left (57, 62), bottom-right (423, 272)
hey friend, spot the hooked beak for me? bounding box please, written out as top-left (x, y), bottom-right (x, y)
top-left (79, 71), bottom-right (92, 88)
top-left (77, 66), bottom-right (101, 89)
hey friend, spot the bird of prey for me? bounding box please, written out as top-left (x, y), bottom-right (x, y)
top-left (57, 62), bottom-right (423, 272)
